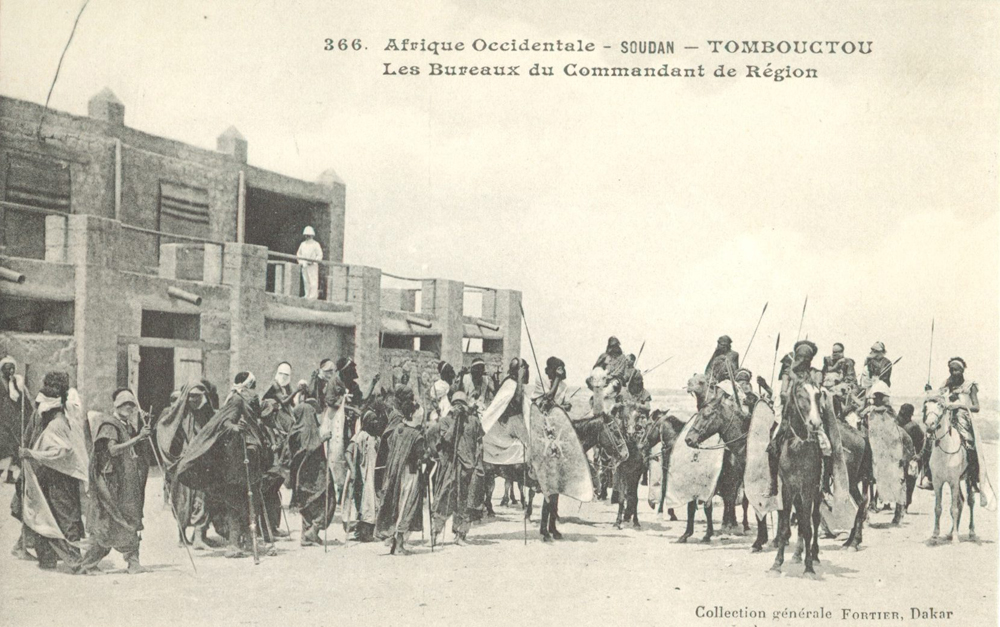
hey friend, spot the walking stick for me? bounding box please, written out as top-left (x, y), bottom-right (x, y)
top-left (449, 410), bottom-right (465, 543)
top-left (142, 408), bottom-right (198, 575)
top-left (427, 462), bottom-right (435, 552)
top-left (323, 439), bottom-right (331, 553)
top-left (740, 302), bottom-right (768, 367)
top-left (240, 434), bottom-right (261, 565)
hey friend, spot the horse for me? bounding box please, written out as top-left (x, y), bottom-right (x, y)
top-left (677, 378), bottom-right (750, 544)
top-left (523, 412), bottom-right (630, 534)
top-left (923, 396), bottom-right (974, 543)
top-left (770, 376), bottom-right (825, 577)
top-left (641, 410), bottom-right (687, 520)
top-left (613, 405), bottom-right (652, 529)
top-left (838, 416), bottom-right (873, 550)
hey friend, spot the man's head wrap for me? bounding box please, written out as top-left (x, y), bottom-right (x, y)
top-left (735, 368), bottom-right (752, 383)
top-left (794, 340), bottom-right (818, 361)
top-left (0, 356), bottom-right (20, 402)
top-left (546, 356), bottom-right (566, 379)
top-left (336, 357), bottom-right (354, 373)
top-left (431, 379), bottom-right (450, 400)
top-left (113, 389), bottom-right (138, 409)
top-left (451, 391), bottom-right (469, 406)
top-left (471, 357), bottom-right (486, 371)
top-left (948, 357), bottom-right (966, 372)
top-left (41, 371), bottom-right (70, 403)
top-left (868, 380), bottom-right (891, 399)
top-left (718, 335), bottom-right (732, 347)
top-left (439, 362), bottom-right (456, 384)
top-left (607, 336), bottom-right (620, 348)
top-left (832, 343), bottom-right (844, 353)
top-left (394, 386), bottom-right (415, 407)
top-left (234, 371), bottom-right (256, 390)
top-left (870, 341), bottom-right (886, 354)
top-left (275, 362), bottom-right (292, 387)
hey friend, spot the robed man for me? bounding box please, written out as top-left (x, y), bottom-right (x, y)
top-left (284, 394), bottom-right (336, 546)
top-left (375, 389), bottom-right (426, 555)
top-left (14, 372), bottom-right (88, 570)
top-left (428, 393), bottom-right (484, 545)
top-left (175, 372), bottom-right (265, 558)
top-left (0, 357), bottom-right (32, 483)
top-left (77, 389), bottom-right (153, 574)
top-left (155, 381), bottom-right (217, 549)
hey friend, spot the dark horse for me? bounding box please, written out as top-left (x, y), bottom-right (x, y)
top-left (770, 377), bottom-right (825, 577)
top-left (523, 412), bottom-right (630, 536)
top-left (613, 406), bottom-right (652, 529)
top-left (641, 410), bottom-right (687, 521)
top-left (679, 379), bottom-right (750, 543)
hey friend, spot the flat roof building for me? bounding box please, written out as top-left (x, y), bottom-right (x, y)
top-left (0, 89), bottom-right (521, 414)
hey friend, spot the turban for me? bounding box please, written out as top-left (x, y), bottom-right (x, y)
top-left (868, 380), bottom-right (891, 399)
top-left (113, 389), bottom-right (138, 408)
top-left (718, 335), bottom-right (732, 346)
top-left (948, 357), bottom-right (966, 372)
top-left (870, 341), bottom-right (886, 354)
top-left (451, 392), bottom-right (469, 406)
top-left (431, 379), bottom-right (450, 400)
top-left (607, 336), bottom-right (620, 347)
top-left (471, 357), bottom-right (486, 369)
top-left (274, 362), bottom-right (292, 387)
top-left (735, 368), bottom-right (752, 383)
top-left (336, 357), bottom-right (354, 373)
top-left (394, 386), bottom-right (415, 405)
top-left (0, 356), bottom-right (20, 403)
top-left (794, 340), bottom-right (818, 361)
top-left (234, 371), bottom-right (256, 390)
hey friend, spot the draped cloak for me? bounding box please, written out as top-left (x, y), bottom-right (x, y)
top-left (374, 420), bottom-right (425, 539)
top-left (86, 413), bottom-right (151, 550)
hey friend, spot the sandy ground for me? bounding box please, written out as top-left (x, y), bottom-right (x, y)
top-left (1, 448), bottom-right (996, 627)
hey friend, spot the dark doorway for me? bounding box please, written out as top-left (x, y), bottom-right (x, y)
top-left (244, 187), bottom-right (328, 295)
top-left (138, 347), bottom-right (174, 418)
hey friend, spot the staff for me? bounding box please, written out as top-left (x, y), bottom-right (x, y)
top-left (142, 406), bottom-right (198, 575)
top-left (740, 302), bottom-right (768, 367)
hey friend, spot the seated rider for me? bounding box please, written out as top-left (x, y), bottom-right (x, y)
top-left (919, 357), bottom-right (982, 501)
top-left (766, 340), bottom-right (833, 498)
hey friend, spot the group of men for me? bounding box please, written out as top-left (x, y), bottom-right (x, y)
top-left (697, 334), bottom-right (983, 508)
top-left (0, 332), bottom-right (985, 572)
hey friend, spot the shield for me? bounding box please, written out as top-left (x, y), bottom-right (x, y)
top-left (868, 409), bottom-right (907, 505)
top-left (744, 402), bottom-right (781, 519)
top-left (818, 398), bottom-right (857, 530)
top-left (323, 403), bottom-right (349, 490)
top-left (647, 442), bottom-right (663, 510)
top-left (663, 420), bottom-right (724, 512)
top-left (527, 404), bottom-right (593, 502)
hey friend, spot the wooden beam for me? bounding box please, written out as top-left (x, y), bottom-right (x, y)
top-left (116, 336), bottom-right (229, 351)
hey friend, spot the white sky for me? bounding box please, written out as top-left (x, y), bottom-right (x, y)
top-left (2, 0), bottom-right (997, 396)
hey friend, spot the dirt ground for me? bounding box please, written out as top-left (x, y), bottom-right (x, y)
top-left (1, 448), bottom-right (996, 627)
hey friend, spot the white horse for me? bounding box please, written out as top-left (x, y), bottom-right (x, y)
top-left (923, 397), bottom-right (974, 542)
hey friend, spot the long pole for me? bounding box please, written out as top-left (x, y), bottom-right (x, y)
top-left (518, 301), bottom-right (546, 395)
top-left (769, 333), bottom-right (781, 391)
top-left (142, 408), bottom-right (198, 575)
top-left (740, 302), bottom-right (768, 367)
top-left (795, 296), bottom-right (808, 342)
top-left (241, 435), bottom-right (260, 565)
top-left (625, 341), bottom-right (646, 389)
top-left (927, 318), bottom-right (935, 387)
top-left (427, 463), bottom-right (435, 552)
top-left (642, 356), bottom-right (673, 376)
top-left (323, 439), bottom-right (330, 553)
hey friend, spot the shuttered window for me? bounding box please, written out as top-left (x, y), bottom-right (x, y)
top-left (158, 181), bottom-right (210, 237)
top-left (2, 155), bottom-right (71, 259)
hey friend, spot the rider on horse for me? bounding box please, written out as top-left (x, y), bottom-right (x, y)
top-left (918, 357), bottom-right (982, 500)
top-left (766, 340), bottom-right (833, 498)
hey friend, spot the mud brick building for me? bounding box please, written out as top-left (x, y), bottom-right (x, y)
top-left (0, 89), bottom-right (521, 415)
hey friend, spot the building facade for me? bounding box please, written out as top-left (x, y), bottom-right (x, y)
top-left (0, 89), bottom-right (521, 415)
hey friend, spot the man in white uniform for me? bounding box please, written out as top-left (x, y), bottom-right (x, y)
top-left (297, 226), bottom-right (323, 299)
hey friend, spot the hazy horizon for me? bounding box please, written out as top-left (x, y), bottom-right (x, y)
top-left (2, 0), bottom-right (997, 402)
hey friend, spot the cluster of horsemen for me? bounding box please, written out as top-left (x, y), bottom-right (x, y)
top-left (0, 332), bottom-right (989, 575)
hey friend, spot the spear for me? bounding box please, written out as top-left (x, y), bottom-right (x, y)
top-left (518, 301), bottom-right (545, 394)
top-left (625, 341), bottom-right (646, 389)
top-left (642, 356), bottom-right (673, 375)
top-left (740, 302), bottom-right (768, 367)
top-left (769, 333), bottom-right (781, 391)
top-left (143, 406), bottom-right (198, 575)
top-left (795, 296), bottom-right (808, 342)
top-left (927, 318), bottom-right (935, 387)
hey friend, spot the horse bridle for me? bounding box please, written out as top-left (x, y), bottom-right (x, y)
top-left (691, 399), bottom-right (749, 451)
top-left (926, 401), bottom-right (963, 456)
